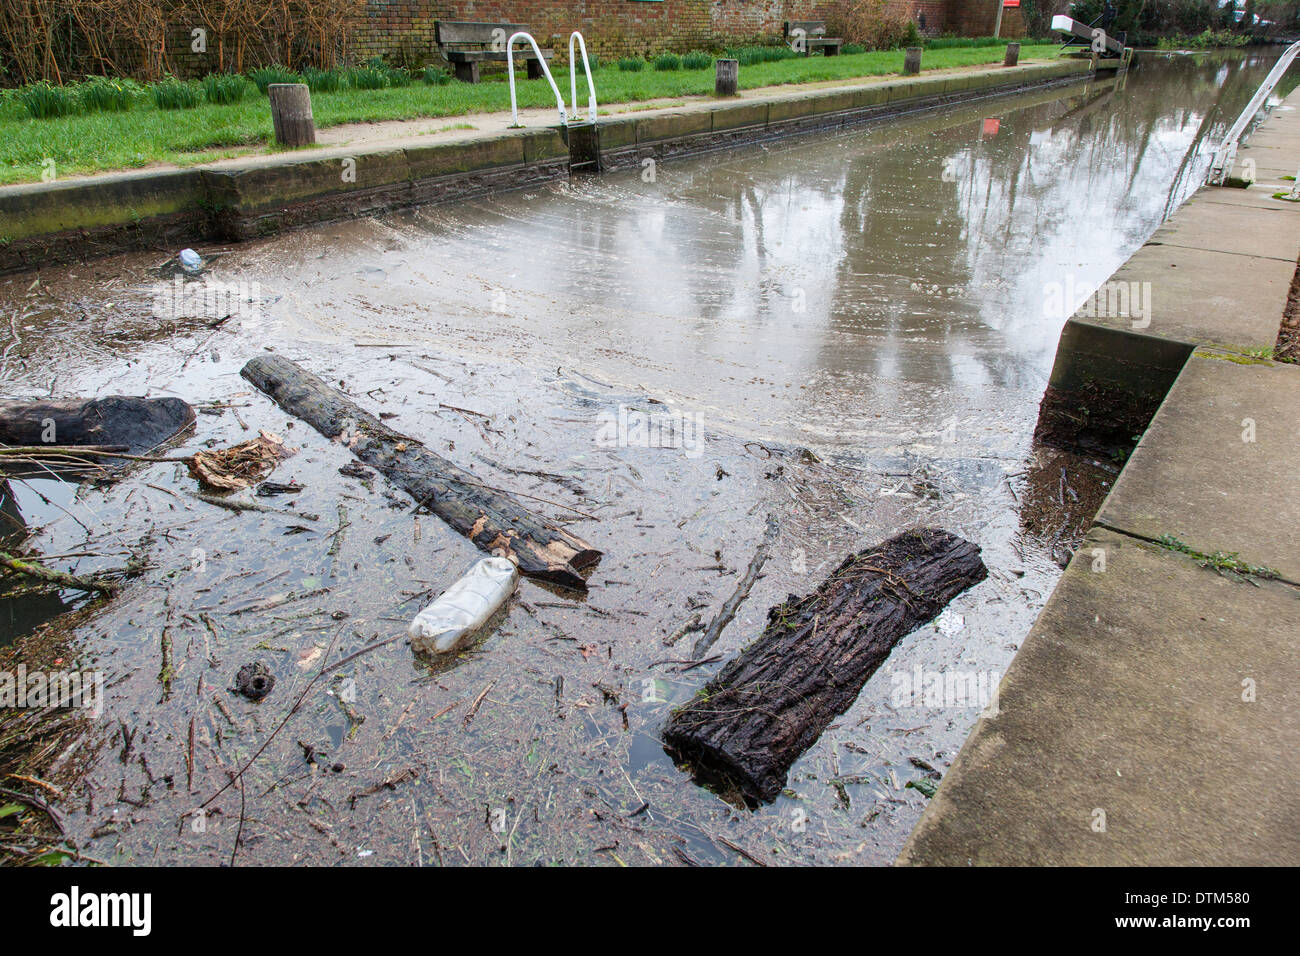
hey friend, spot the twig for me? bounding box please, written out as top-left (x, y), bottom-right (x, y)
top-left (463, 681), bottom-right (495, 728)
top-left (190, 492), bottom-right (318, 521)
top-left (717, 835), bottom-right (767, 867)
top-left (0, 550), bottom-right (120, 596)
top-left (663, 612), bottom-right (704, 647)
top-left (201, 623), bottom-right (347, 810)
top-left (0, 785), bottom-right (64, 835)
top-left (692, 514), bottom-right (779, 659)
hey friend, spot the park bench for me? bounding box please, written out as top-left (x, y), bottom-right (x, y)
top-left (783, 21), bottom-right (842, 56)
top-left (435, 21), bottom-right (555, 84)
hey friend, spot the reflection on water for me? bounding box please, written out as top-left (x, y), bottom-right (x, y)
top-left (0, 51), bottom-right (1290, 866)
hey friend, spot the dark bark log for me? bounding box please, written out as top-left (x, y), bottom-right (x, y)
top-left (0, 396), bottom-right (194, 455)
top-left (241, 355), bottom-right (601, 590)
top-left (663, 528), bottom-right (987, 805)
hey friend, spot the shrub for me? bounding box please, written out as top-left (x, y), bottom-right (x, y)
top-left (346, 65), bottom-right (389, 89)
top-left (725, 45), bottom-right (798, 66)
top-left (302, 67), bottom-right (345, 92)
top-left (682, 51), bottom-right (712, 70)
top-left (653, 53), bottom-right (682, 71)
top-left (18, 81), bottom-right (79, 119)
top-left (842, 43), bottom-right (866, 55)
top-left (78, 76), bottom-right (136, 112)
top-left (421, 65), bottom-right (452, 85)
top-left (924, 35), bottom-right (1002, 49)
top-left (617, 57), bottom-right (645, 72)
top-left (828, 0), bottom-right (913, 50)
top-left (152, 77), bottom-right (202, 110)
top-left (202, 73), bottom-right (250, 104)
top-left (382, 65), bottom-right (413, 87)
top-left (248, 65), bottom-right (301, 94)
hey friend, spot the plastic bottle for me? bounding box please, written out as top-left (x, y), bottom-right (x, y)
top-left (408, 556), bottom-right (519, 654)
top-left (178, 248), bottom-right (204, 275)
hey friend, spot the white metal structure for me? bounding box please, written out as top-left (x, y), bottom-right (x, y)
top-left (569, 31), bottom-right (598, 124)
top-left (1208, 39), bottom-right (1300, 185)
top-left (507, 31), bottom-right (566, 127)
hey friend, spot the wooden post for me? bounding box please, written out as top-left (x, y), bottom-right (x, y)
top-left (268, 83), bottom-right (316, 147)
top-left (1004, 42), bottom-right (1020, 67)
top-left (903, 47), bottom-right (922, 75)
top-left (994, 0), bottom-right (1005, 39)
top-left (715, 58), bottom-right (738, 97)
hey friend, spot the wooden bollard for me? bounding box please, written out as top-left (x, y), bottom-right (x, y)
top-left (268, 83), bottom-right (316, 147)
top-left (903, 47), bottom-right (922, 76)
top-left (1004, 42), bottom-right (1020, 67)
top-left (715, 58), bottom-right (738, 97)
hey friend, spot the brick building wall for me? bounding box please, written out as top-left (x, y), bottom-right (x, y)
top-left (351, 0), bottom-right (1015, 67)
top-left (153, 0), bottom-right (1018, 76)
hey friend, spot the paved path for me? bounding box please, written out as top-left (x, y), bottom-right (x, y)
top-left (899, 87), bottom-right (1300, 867)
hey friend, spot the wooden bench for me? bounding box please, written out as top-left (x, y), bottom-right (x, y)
top-left (783, 21), bottom-right (842, 56)
top-left (435, 21), bottom-right (555, 84)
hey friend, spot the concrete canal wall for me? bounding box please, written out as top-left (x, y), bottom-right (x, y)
top-left (0, 57), bottom-right (1088, 275)
top-left (899, 87), bottom-right (1300, 866)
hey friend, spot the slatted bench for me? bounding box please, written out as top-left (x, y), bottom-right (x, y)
top-left (784, 21), bottom-right (843, 56)
top-left (435, 21), bottom-right (555, 84)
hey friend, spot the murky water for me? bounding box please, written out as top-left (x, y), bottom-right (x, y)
top-left (0, 51), bottom-right (1289, 866)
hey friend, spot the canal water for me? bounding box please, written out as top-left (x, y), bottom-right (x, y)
top-left (0, 50), bottom-right (1289, 865)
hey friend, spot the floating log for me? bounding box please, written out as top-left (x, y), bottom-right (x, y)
top-left (663, 528), bottom-right (987, 805)
top-left (0, 396), bottom-right (194, 456)
top-left (241, 355), bottom-right (601, 590)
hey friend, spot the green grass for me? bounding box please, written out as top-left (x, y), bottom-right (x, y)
top-left (1155, 535), bottom-right (1280, 584)
top-left (0, 44), bottom-right (1059, 184)
top-left (202, 73), bottom-right (252, 104)
top-left (152, 78), bottom-right (202, 110)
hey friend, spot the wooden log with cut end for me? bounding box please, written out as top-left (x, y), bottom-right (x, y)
top-left (240, 354), bottom-right (601, 590)
top-left (268, 83), bottom-right (316, 147)
top-left (662, 528), bottom-right (987, 805)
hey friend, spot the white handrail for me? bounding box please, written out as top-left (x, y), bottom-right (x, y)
top-left (507, 31), bottom-right (566, 127)
top-left (568, 31), bottom-right (598, 124)
top-left (1208, 40), bottom-right (1300, 185)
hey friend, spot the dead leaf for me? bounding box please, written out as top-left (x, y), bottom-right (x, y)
top-left (188, 430), bottom-right (296, 490)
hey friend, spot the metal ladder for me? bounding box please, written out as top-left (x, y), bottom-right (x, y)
top-left (506, 30), bottom-right (599, 128)
top-left (1207, 39), bottom-right (1300, 186)
top-left (507, 32), bottom-right (566, 127)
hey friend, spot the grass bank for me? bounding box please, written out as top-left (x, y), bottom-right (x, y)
top-left (0, 45), bottom-right (1060, 185)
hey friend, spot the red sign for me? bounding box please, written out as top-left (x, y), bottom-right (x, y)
top-left (982, 117), bottom-right (1001, 138)
top-left (1004, 0), bottom-right (1020, 6)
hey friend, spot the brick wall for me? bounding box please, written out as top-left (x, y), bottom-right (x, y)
top-left (152, 0), bottom-right (1015, 75)
top-left (350, 0), bottom-right (1013, 67)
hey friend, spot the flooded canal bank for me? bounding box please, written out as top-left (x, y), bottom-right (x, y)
top-left (0, 50), bottom-right (1290, 866)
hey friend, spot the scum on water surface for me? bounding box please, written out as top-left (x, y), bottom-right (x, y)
top-left (0, 50), bottom-right (1287, 865)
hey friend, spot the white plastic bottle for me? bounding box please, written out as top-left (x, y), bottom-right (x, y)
top-left (408, 556), bottom-right (519, 654)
